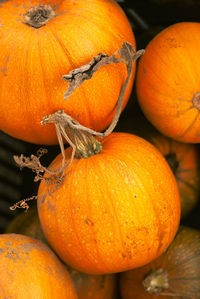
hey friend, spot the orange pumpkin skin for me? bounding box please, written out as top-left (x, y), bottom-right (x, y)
top-left (37, 132), bottom-right (181, 274)
top-left (0, 0), bottom-right (135, 145)
top-left (0, 233), bottom-right (78, 299)
top-left (120, 226), bottom-right (200, 299)
top-left (6, 207), bottom-right (116, 299)
top-left (136, 22), bottom-right (200, 143)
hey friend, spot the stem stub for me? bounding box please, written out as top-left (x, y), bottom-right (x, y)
top-left (142, 268), bottom-right (169, 295)
top-left (24, 5), bottom-right (56, 28)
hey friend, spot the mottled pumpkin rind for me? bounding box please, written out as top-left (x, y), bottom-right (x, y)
top-left (0, 233), bottom-right (78, 298)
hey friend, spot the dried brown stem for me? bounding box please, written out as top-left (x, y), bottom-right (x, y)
top-left (11, 42), bottom-right (144, 211)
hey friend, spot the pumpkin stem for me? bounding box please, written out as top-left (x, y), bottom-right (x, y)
top-left (24, 5), bottom-right (56, 28)
top-left (41, 110), bottom-right (102, 159)
top-left (192, 92), bottom-right (200, 111)
top-left (165, 153), bottom-right (179, 176)
top-left (11, 43), bottom-right (144, 211)
top-left (142, 268), bottom-right (169, 295)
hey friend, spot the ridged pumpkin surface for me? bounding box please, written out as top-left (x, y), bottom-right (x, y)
top-left (136, 22), bottom-right (200, 143)
top-left (148, 134), bottom-right (200, 218)
top-left (0, 233), bottom-right (78, 298)
top-left (0, 0), bottom-right (135, 144)
top-left (120, 226), bottom-right (200, 299)
top-left (38, 132), bottom-right (181, 274)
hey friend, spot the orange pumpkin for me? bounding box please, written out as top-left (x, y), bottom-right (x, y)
top-left (120, 226), bottom-right (200, 299)
top-left (37, 132), bottom-right (181, 274)
top-left (0, 233), bottom-right (78, 298)
top-left (147, 134), bottom-right (200, 218)
top-left (6, 205), bottom-right (117, 299)
top-left (136, 22), bottom-right (200, 143)
top-left (117, 105), bottom-right (200, 219)
top-left (0, 0), bottom-right (135, 145)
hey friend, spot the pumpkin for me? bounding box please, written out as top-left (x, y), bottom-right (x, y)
top-left (0, 233), bottom-right (78, 298)
top-left (136, 22), bottom-right (200, 143)
top-left (6, 204), bottom-right (117, 299)
top-left (117, 104), bottom-right (200, 219)
top-left (120, 226), bottom-right (200, 299)
top-left (37, 132), bottom-right (181, 274)
top-left (68, 267), bottom-right (117, 299)
top-left (0, 0), bottom-right (135, 145)
top-left (5, 205), bottom-right (46, 241)
top-left (147, 134), bottom-right (200, 218)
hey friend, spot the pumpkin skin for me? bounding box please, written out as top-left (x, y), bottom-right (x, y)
top-left (5, 205), bottom-right (46, 241)
top-left (147, 134), bottom-right (200, 218)
top-left (6, 206), bottom-right (117, 299)
top-left (68, 268), bottom-right (117, 299)
top-left (120, 226), bottom-right (200, 299)
top-left (136, 22), bottom-right (200, 143)
top-left (0, 233), bottom-right (78, 298)
top-left (37, 132), bottom-right (181, 274)
top-left (117, 105), bottom-right (200, 218)
top-left (0, 0), bottom-right (135, 145)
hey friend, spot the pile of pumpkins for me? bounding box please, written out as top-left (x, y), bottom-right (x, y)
top-left (0, 0), bottom-right (200, 298)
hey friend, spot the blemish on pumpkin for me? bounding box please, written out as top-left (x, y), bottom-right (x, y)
top-left (143, 68), bottom-right (146, 73)
top-left (84, 217), bottom-right (94, 226)
top-left (192, 92), bottom-right (200, 111)
top-left (72, 207), bottom-right (77, 214)
top-left (46, 200), bottom-right (55, 211)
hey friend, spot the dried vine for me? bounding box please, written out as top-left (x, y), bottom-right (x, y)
top-left (10, 42), bottom-right (144, 211)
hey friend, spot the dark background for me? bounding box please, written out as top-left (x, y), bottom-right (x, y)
top-left (1, 0), bottom-right (200, 233)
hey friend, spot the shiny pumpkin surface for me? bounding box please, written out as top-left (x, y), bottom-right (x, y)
top-left (0, 0), bottom-right (135, 144)
top-left (120, 226), bottom-right (200, 299)
top-left (0, 233), bottom-right (77, 298)
top-left (136, 22), bottom-right (200, 143)
top-left (38, 132), bottom-right (181, 274)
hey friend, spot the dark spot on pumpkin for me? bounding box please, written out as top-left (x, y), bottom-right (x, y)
top-left (157, 225), bottom-right (167, 254)
top-left (143, 68), bottom-right (146, 73)
top-left (1, 67), bottom-right (7, 72)
top-left (121, 253), bottom-right (127, 258)
top-left (192, 92), bottom-right (200, 111)
top-left (166, 37), bottom-right (181, 48)
top-left (84, 217), bottom-right (94, 226)
top-left (5, 241), bottom-right (13, 246)
top-left (47, 200), bottom-right (55, 211)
